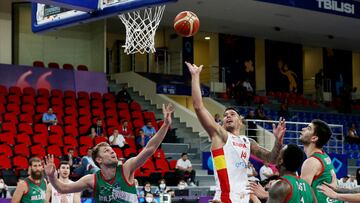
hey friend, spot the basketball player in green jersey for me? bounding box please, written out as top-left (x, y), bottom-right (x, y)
top-left (44, 103), bottom-right (174, 203)
top-left (299, 119), bottom-right (341, 203)
top-left (12, 157), bottom-right (47, 203)
top-left (249, 144), bottom-right (317, 203)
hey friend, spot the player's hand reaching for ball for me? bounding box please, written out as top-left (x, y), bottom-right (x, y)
top-left (185, 62), bottom-right (203, 76)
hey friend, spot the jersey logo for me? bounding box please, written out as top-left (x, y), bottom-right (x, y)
top-left (232, 142), bottom-right (247, 148)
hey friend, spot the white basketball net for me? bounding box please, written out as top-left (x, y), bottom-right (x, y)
top-left (119, 5), bottom-right (165, 54)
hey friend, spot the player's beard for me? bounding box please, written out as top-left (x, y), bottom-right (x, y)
top-left (299, 137), bottom-right (310, 145)
top-left (30, 170), bottom-right (43, 180)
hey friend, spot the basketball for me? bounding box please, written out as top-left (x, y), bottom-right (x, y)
top-left (173, 11), bottom-right (200, 37)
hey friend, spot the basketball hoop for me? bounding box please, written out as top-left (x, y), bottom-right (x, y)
top-left (119, 5), bottom-right (165, 54)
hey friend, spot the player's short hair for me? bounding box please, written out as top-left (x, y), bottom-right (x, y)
top-left (58, 161), bottom-right (70, 169)
top-left (29, 157), bottom-right (41, 166)
top-left (282, 144), bottom-right (304, 172)
top-left (92, 142), bottom-right (110, 167)
top-left (312, 119), bottom-right (332, 148)
top-left (224, 106), bottom-right (241, 116)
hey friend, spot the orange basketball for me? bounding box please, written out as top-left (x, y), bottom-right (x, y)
top-left (173, 11), bottom-right (200, 37)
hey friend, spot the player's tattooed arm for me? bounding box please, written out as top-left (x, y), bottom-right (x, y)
top-left (250, 118), bottom-right (285, 163)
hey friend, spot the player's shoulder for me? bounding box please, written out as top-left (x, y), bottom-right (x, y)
top-left (303, 156), bottom-right (322, 166)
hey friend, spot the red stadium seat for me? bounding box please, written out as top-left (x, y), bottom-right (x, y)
top-left (153, 149), bottom-right (166, 160)
top-left (104, 101), bottom-right (116, 110)
top-left (79, 125), bottom-right (91, 135)
top-left (0, 156), bottom-right (12, 169)
top-left (133, 119), bottom-right (144, 129)
top-left (103, 93), bottom-right (115, 101)
top-left (117, 102), bottom-right (129, 110)
top-left (7, 95), bottom-right (20, 104)
top-left (143, 111), bottom-right (156, 122)
top-left (155, 159), bottom-right (171, 172)
top-left (2, 123), bottom-right (17, 134)
top-left (131, 111), bottom-right (143, 120)
top-left (6, 103), bottom-right (20, 114)
top-left (37, 88), bottom-right (50, 98)
top-left (142, 159), bottom-right (155, 171)
top-left (14, 144), bottom-right (30, 157)
top-left (50, 98), bottom-right (63, 107)
top-left (64, 136), bottom-right (79, 147)
top-left (78, 92), bottom-right (90, 100)
top-left (18, 123), bottom-right (34, 135)
top-left (78, 99), bottom-right (90, 108)
top-left (13, 156), bottom-right (29, 170)
top-left (49, 125), bottom-right (64, 136)
top-left (64, 99), bottom-right (77, 109)
top-left (16, 133), bottom-right (32, 146)
top-left (118, 109), bottom-right (131, 121)
top-left (79, 108), bottom-right (91, 117)
top-left (0, 132), bottom-right (15, 146)
top-left (32, 133), bottom-right (48, 146)
top-left (80, 136), bottom-right (93, 146)
top-left (33, 60), bottom-right (45, 68)
top-left (48, 134), bottom-right (63, 146)
top-left (64, 90), bottom-right (76, 100)
top-left (64, 107), bottom-right (78, 117)
top-left (31, 144), bottom-right (46, 157)
top-left (105, 109), bottom-right (118, 119)
top-left (106, 118), bottom-right (118, 128)
top-left (79, 146), bottom-right (90, 156)
top-left (21, 104), bottom-right (35, 115)
top-left (0, 85), bottom-right (7, 95)
top-left (47, 145), bottom-right (63, 157)
top-left (77, 65), bottom-right (88, 71)
top-left (34, 124), bottom-right (48, 134)
top-left (51, 89), bottom-right (63, 99)
top-left (0, 144), bottom-right (13, 157)
top-left (63, 63), bottom-right (74, 70)
top-left (64, 125), bottom-right (79, 137)
top-left (125, 138), bottom-right (136, 149)
top-left (19, 114), bottom-right (33, 124)
top-left (130, 101), bottom-right (142, 112)
top-left (3, 113), bottom-right (18, 124)
top-left (48, 62), bottom-right (60, 69)
top-left (94, 136), bottom-right (108, 145)
top-left (169, 160), bottom-right (177, 170)
top-left (8, 86), bottom-right (22, 96)
top-left (64, 116), bottom-right (78, 126)
top-left (79, 116), bottom-right (92, 126)
top-left (23, 87), bottom-right (36, 96)
top-left (124, 148), bottom-right (137, 158)
top-left (112, 147), bottom-right (123, 158)
top-left (92, 109), bottom-right (105, 119)
top-left (36, 97), bottom-right (49, 106)
top-left (90, 92), bottom-right (102, 100)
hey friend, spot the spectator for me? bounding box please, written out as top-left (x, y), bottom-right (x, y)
top-left (177, 179), bottom-right (188, 190)
top-left (109, 129), bottom-right (128, 149)
top-left (116, 86), bottom-right (132, 103)
top-left (61, 148), bottom-right (81, 172)
top-left (139, 182), bottom-right (154, 197)
top-left (119, 120), bottom-right (134, 138)
top-left (134, 179), bottom-right (141, 196)
top-left (88, 118), bottom-right (104, 138)
top-left (42, 107), bottom-right (57, 126)
top-left (259, 162), bottom-right (274, 182)
top-left (245, 110), bottom-right (257, 141)
top-left (155, 179), bottom-right (170, 195)
top-left (338, 175), bottom-right (350, 188)
top-left (357, 168), bottom-right (360, 186)
top-left (0, 178), bottom-right (7, 198)
top-left (142, 120), bottom-right (157, 138)
top-left (349, 175), bottom-right (358, 189)
top-left (247, 162), bottom-right (259, 182)
top-left (255, 104), bottom-right (270, 120)
top-left (74, 148), bottom-right (99, 176)
top-left (277, 102), bottom-right (290, 120)
top-left (136, 129), bottom-right (151, 148)
top-left (242, 78), bottom-right (254, 106)
top-left (176, 153), bottom-right (196, 186)
top-left (143, 193), bottom-right (157, 203)
top-left (346, 122), bottom-right (360, 143)
top-left (214, 113), bottom-right (222, 125)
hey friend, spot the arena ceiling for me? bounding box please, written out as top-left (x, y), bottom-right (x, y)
top-left (110, 0), bottom-right (360, 51)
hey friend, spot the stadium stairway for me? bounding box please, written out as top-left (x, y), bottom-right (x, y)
top-left (109, 81), bottom-right (216, 186)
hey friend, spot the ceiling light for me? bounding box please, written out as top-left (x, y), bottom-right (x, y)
top-left (204, 36), bottom-right (211, 40)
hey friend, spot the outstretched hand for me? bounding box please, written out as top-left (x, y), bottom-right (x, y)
top-left (185, 62), bottom-right (203, 76)
top-left (248, 181), bottom-right (268, 199)
top-left (272, 117), bottom-right (286, 143)
top-left (163, 103), bottom-right (174, 125)
top-left (317, 184), bottom-right (338, 199)
top-left (44, 154), bottom-right (57, 179)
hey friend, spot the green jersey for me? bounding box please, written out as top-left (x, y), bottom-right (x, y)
top-left (94, 165), bottom-right (138, 203)
top-left (281, 175), bottom-right (313, 203)
top-left (21, 177), bottom-right (46, 203)
top-left (311, 151), bottom-right (341, 203)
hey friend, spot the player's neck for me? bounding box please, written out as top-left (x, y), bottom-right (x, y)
top-left (282, 170), bottom-right (297, 177)
top-left (101, 166), bottom-right (117, 180)
top-left (304, 144), bottom-right (322, 157)
top-left (59, 177), bottom-right (69, 183)
top-left (29, 176), bottom-right (41, 184)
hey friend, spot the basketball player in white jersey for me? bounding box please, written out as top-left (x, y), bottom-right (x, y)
top-left (186, 62), bottom-right (286, 203)
top-left (45, 161), bottom-right (81, 203)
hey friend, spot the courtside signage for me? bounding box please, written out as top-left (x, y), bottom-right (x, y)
top-left (257, 0), bottom-right (359, 19)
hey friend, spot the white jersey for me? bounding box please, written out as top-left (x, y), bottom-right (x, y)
top-left (51, 180), bottom-right (75, 203)
top-left (212, 132), bottom-right (251, 203)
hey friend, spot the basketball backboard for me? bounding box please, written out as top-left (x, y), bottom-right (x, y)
top-left (29, 0), bottom-right (98, 12)
top-left (31, 0), bottom-right (176, 33)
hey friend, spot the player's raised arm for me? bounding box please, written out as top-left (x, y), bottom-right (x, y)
top-left (44, 154), bottom-right (93, 193)
top-left (186, 62), bottom-right (225, 140)
top-left (250, 118), bottom-right (286, 163)
top-left (125, 103), bottom-right (174, 173)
